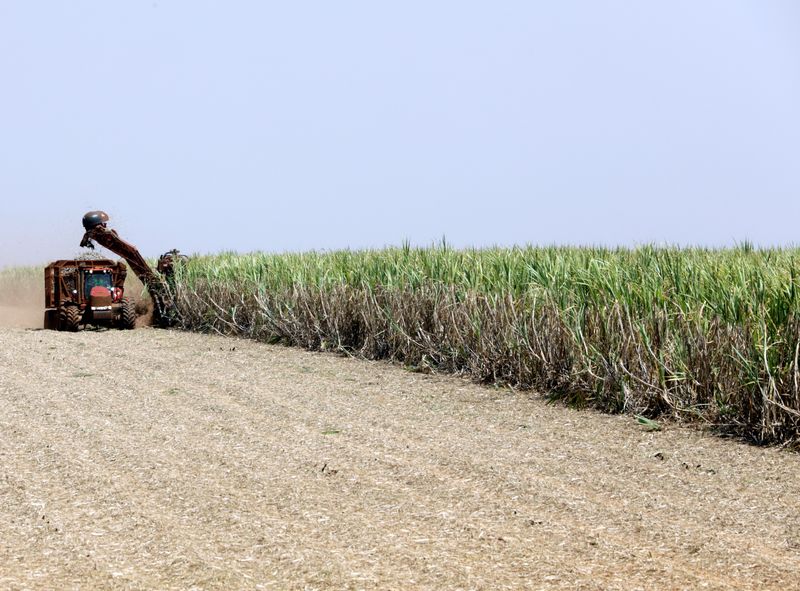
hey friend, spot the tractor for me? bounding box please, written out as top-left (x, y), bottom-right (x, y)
top-left (44, 259), bottom-right (136, 331)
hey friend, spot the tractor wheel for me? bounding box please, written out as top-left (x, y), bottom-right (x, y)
top-left (120, 297), bottom-right (137, 329)
top-left (58, 305), bottom-right (82, 332)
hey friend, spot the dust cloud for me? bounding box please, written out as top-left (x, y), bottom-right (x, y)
top-left (0, 305), bottom-right (43, 329)
top-left (0, 283), bottom-right (44, 329)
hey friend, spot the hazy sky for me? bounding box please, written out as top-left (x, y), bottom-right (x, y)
top-left (1, 1), bottom-right (799, 267)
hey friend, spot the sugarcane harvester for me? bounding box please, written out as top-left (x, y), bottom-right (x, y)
top-left (78, 210), bottom-right (184, 327)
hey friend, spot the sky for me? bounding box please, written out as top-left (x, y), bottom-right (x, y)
top-left (1, 1), bottom-right (799, 268)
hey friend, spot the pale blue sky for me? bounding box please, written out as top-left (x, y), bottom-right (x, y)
top-left (1, 1), bottom-right (799, 267)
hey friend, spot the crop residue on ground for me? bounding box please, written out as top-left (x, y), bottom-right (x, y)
top-left (0, 327), bottom-right (798, 589)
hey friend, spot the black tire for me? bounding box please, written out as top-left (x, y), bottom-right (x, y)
top-left (44, 310), bottom-right (57, 330)
top-left (58, 305), bottom-right (82, 332)
top-left (120, 297), bottom-right (137, 329)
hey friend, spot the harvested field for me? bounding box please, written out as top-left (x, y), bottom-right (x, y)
top-left (1, 327), bottom-right (799, 590)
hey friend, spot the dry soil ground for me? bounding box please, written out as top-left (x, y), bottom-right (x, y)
top-left (1, 325), bottom-right (799, 590)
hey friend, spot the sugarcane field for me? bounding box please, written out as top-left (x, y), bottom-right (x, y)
top-left (3, 3), bottom-right (799, 590)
